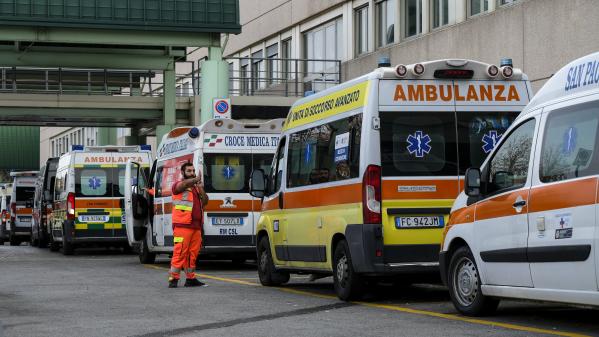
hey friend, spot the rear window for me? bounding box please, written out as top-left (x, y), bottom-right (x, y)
top-left (380, 111), bottom-right (457, 176)
top-left (75, 167), bottom-right (136, 198)
top-left (203, 154), bottom-right (251, 193)
top-left (16, 187), bottom-right (35, 205)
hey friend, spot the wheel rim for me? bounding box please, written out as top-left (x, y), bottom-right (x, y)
top-left (336, 255), bottom-right (348, 287)
top-left (259, 248), bottom-right (268, 273)
top-left (452, 256), bottom-right (479, 307)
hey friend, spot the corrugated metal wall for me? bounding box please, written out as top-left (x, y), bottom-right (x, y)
top-left (0, 126), bottom-right (39, 171)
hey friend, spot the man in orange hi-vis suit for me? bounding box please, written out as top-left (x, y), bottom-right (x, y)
top-left (168, 162), bottom-right (209, 288)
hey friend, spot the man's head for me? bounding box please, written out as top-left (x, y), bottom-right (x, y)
top-left (181, 162), bottom-right (196, 179)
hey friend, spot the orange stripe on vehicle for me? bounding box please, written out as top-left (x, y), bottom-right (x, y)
top-left (284, 183), bottom-right (362, 209)
top-left (203, 199), bottom-right (260, 212)
top-left (448, 206), bottom-right (474, 226)
top-left (263, 197), bottom-right (279, 211)
top-left (16, 208), bottom-right (33, 215)
top-left (475, 190), bottom-right (529, 221)
top-left (382, 179), bottom-right (460, 200)
top-left (529, 177), bottom-right (597, 213)
top-left (75, 199), bottom-right (120, 208)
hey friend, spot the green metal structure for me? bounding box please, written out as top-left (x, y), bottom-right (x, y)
top-left (0, 126), bottom-right (39, 170)
top-left (0, 0), bottom-right (237, 159)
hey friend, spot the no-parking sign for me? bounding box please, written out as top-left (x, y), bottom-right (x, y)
top-left (213, 98), bottom-right (231, 119)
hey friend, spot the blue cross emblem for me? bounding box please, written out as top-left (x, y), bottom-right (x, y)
top-left (563, 127), bottom-right (577, 155)
top-left (482, 130), bottom-right (502, 154)
top-left (222, 165), bottom-right (235, 180)
top-left (88, 176), bottom-right (102, 190)
top-left (406, 131), bottom-right (432, 158)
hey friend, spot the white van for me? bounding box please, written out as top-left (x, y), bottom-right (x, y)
top-left (0, 183), bottom-right (12, 244)
top-left (125, 118), bottom-right (283, 264)
top-left (9, 171), bottom-right (38, 245)
top-left (50, 145), bottom-right (152, 255)
top-left (441, 52), bottom-right (599, 315)
top-left (249, 59), bottom-right (532, 300)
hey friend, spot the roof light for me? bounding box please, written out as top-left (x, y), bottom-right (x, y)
top-left (446, 59), bottom-right (469, 67)
top-left (72, 145), bottom-right (84, 151)
top-left (395, 64), bottom-right (408, 77)
top-left (487, 64), bottom-right (499, 77)
top-left (501, 66), bottom-right (514, 78)
top-left (500, 58), bottom-right (513, 67)
top-left (140, 145), bottom-right (152, 151)
top-left (412, 63), bottom-right (425, 76)
top-left (188, 127), bottom-right (200, 139)
top-left (434, 69), bottom-right (474, 79)
top-left (378, 56), bottom-right (391, 68)
top-left (304, 90), bottom-right (315, 97)
top-left (215, 120), bottom-right (224, 127)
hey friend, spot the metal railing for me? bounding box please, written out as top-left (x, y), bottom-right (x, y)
top-left (0, 57), bottom-right (342, 97)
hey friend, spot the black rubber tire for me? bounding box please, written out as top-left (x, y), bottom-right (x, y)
top-left (138, 236), bottom-right (156, 264)
top-left (30, 230), bottom-right (39, 247)
top-left (447, 246), bottom-right (499, 316)
top-left (332, 240), bottom-right (364, 301)
top-left (257, 236), bottom-right (289, 286)
top-left (62, 236), bottom-right (75, 255)
top-left (9, 234), bottom-right (20, 246)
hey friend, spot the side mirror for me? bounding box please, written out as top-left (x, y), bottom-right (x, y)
top-left (249, 169), bottom-right (266, 199)
top-left (465, 167), bottom-right (481, 197)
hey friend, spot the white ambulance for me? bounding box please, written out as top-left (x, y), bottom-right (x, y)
top-left (249, 59), bottom-right (532, 300)
top-left (441, 52), bottom-right (599, 315)
top-left (125, 118), bottom-right (284, 264)
top-left (8, 171), bottom-right (38, 246)
top-left (0, 183), bottom-right (13, 244)
top-left (50, 145), bottom-right (152, 255)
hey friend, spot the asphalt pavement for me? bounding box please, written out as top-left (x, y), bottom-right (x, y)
top-left (0, 243), bottom-right (597, 337)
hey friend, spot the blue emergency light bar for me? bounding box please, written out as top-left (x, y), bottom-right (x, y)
top-left (72, 145), bottom-right (84, 151)
top-left (140, 145), bottom-right (152, 151)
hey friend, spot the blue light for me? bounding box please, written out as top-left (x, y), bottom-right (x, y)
top-left (188, 127), bottom-right (200, 139)
top-left (304, 90), bottom-right (315, 97)
top-left (72, 145), bottom-right (84, 151)
top-left (140, 145), bottom-right (151, 151)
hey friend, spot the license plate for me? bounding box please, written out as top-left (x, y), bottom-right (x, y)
top-left (18, 217), bottom-right (31, 223)
top-left (218, 227), bottom-right (240, 235)
top-left (79, 215), bottom-right (109, 223)
top-left (211, 217), bottom-right (244, 225)
top-left (395, 216), bottom-right (444, 228)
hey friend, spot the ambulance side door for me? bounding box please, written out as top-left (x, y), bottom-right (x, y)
top-left (153, 160), bottom-right (166, 246)
top-left (264, 136), bottom-right (288, 266)
top-left (474, 117), bottom-right (538, 287)
top-left (528, 100), bottom-right (599, 292)
top-left (124, 160), bottom-right (149, 246)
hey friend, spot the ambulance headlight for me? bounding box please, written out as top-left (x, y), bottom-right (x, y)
top-left (412, 63), bottom-right (425, 76)
top-left (188, 127), bottom-right (200, 138)
top-left (501, 66), bottom-right (513, 78)
top-left (395, 64), bottom-right (408, 77)
top-left (487, 64), bottom-right (499, 78)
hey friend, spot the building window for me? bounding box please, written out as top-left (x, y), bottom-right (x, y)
top-left (251, 50), bottom-right (265, 91)
top-left (376, 0), bottom-right (395, 47)
top-left (432, 0), bottom-right (450, 29)
top-left (281, 38), bottom-right (293, 79)
top-left (355, 5), bottom-right (369, 56)
top-left (498, 0), bottom-right (518, 5)
top-left (470, 0), bottom-right (489, 16)
top-left (403, 0), bottom-right (422, 38)
top-left (228, 62), bottom-right (234, 95)
top-left (304, 18), bottom-right (343, 74)
top-left (240, 58), bottom-right (249, 95)
top-left (266, 43), bottom-right (279, 85)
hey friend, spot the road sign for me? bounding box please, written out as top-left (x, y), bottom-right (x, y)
top-left (213, 98), bottom-right (231, 119)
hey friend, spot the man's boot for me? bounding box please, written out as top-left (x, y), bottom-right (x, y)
top-left (184, 278), bottom-right (206, 287)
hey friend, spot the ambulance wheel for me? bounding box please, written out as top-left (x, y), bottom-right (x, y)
top-left (30, 231), bottom-right (39, 247)
top-left (9, 234), bottom-right (20, 246)
top-left (447, 246), bottom-right (499, 316)
top-left (139, 236), bottom-right (156, 264)
top-left (333, 240), bottom-right (364, 301)
top-left (62, 239), bottom-right (75, 255)
top-left (257, 236), bottom-right (289, 286)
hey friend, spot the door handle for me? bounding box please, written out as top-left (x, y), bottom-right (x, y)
top-left (512, 200), bottom-right (526, 208)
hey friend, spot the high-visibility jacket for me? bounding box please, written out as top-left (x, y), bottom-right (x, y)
top-left (172, 190), bottom-right (194, 225)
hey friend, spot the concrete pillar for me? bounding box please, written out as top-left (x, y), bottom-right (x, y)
top-left (156, 64), bottom-right (177, 144)
top-left (125, 127), bottom-right (142, 145)
top-left (200, 38), bottom-right (229, 123)
top-left (97, 128), bottom-right (118, 146)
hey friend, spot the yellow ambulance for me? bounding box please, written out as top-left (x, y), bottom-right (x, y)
top-left (250, 59), bottom-right (532, 300)
top-left (50, 145), bottom-right (152, 255)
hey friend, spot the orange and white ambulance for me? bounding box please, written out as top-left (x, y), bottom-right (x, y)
top-left (250, 59), bottom-right (532, 300)
top-left (125, 118), bottom-right (284, 264)
top-left (0, 183), bottom-right (12, 245)
top-left (441, 52), bottom-right (599, 315)
top-left (9, 171), bottom-right (38, 246)
top-left (50, 145), bottom-right (152, 255)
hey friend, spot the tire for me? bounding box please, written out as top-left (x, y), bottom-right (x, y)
top-left (62, 239), bottom-right (74, 255)
top-left (138, 236), bottom-right (156, 264)
top-left (447, 246), bottom-right (499, 316)
top-left (9, 234), bottom-right (20, 246)
top-left (30, 229), bottom-right (39, 247)
top-left (332, 240), bottom-right (364, 301)
top-left (257, 236), bottom-right (289, 286)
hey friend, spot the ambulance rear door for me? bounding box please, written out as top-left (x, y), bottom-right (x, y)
top-left (124, 160), bottom-right (150, 246)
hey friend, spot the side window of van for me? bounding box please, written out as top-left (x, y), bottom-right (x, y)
top-left (540, 104), bottom-right (599, 183)
top-left (486, 119), bottom-right (536, 195)
top-left (266, 137), bottom-right (286, 196)
top-left (154, 163), bottom-right (164, 198)
top-left (286, 114), bottom-right (362, 187)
